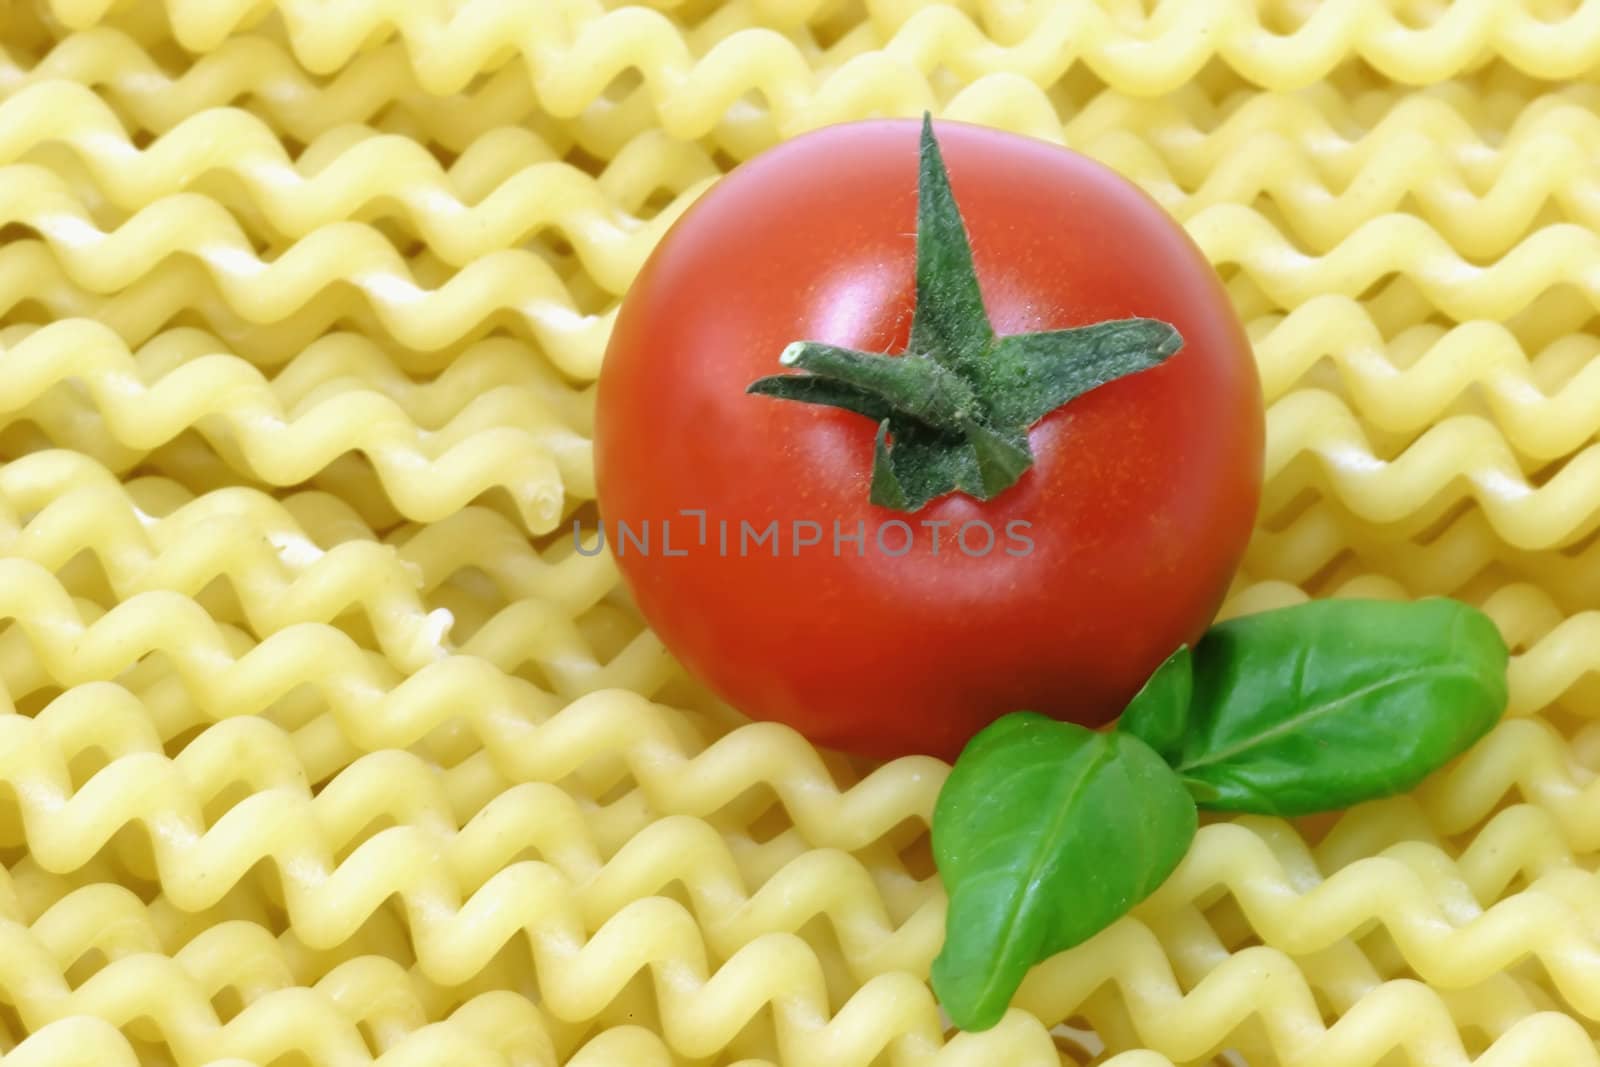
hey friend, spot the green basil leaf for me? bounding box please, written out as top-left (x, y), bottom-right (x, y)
top-left (1116, 644), bottom-right (1192, 764)
top-left (1176, 598), bottom-right (1509, 816)
top-left (930, 712), bottom-right (1196, 1031)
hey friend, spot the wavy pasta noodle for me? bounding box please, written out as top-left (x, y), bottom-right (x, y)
top-left (0, 1), bottom-right (1597, 1065)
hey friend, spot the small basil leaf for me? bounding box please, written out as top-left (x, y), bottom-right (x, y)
top-left (1176, 597), bottom-right (1509, 816)
top-left (930, 712), bottom-right (1196, 1031)
top-left (1116, 644), bottom-right (1192, 764)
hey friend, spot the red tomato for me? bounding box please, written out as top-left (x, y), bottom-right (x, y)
top-left (594, 118), bottom-right (1262, 762)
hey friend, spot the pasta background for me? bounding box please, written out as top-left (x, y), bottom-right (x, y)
top-left (0, 0), bottom-right (1597, 1064)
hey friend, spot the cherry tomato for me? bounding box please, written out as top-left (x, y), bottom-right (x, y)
top-left (595, 118), bottom-right (1262, 762)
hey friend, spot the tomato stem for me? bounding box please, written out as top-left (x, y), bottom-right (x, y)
top-left (748, 113), bottom-right (1184, 512)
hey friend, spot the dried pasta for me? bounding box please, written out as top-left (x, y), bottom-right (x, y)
top-left (1, 1), bottom-right (1599, 1065)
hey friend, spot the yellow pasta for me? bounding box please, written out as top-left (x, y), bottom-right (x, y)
top-left (0, 0), bottom-right (1598, 1065)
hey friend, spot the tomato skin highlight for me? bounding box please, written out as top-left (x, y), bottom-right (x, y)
top-left (595, 118), bottom-right (1264, 762)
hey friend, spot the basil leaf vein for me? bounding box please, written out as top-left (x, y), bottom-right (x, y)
top-left (930, 714), bottom-right (1195, 1031)
top-left (1175, 598), bottom-right (1509, 816)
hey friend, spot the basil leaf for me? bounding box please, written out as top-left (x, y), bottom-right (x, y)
top-left (930, 713), bottom-right (1196, 1031)
top-left (1176, 598), bottom-right (1509, 816)
top-left (1116, 644), bottom-right (1192, 764)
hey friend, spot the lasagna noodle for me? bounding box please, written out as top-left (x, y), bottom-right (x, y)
top-left (0, 1), bottom-right (1595, 1065)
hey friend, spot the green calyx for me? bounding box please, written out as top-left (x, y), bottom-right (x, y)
top-left (747, 113), bottom-right (1183, 511)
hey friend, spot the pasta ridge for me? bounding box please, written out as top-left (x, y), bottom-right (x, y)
top-left (1, 30), bottom-right (553, 150)
top-left (0, 700), bottom-right (950, 976)
top-left (0, 1013), bottom-right (1087, 1067)
top-left (0, 320), bottom-right (588, 533)
top-left (1059, 89), bottom-right (1600, 256)
top-left (0, 449), bottom-right (617, 617)
top-left (16, 512), bottom-right (629, 677)
top-left (1263, 391), bottom-right (1600, 551)
top-left (2, 707), bottom-right (1595, 1067)
top-left (0, 325), bottom-right (593, 431)
top-left (0, 83), bottom-right (715, 292)
top-left (1192, 211), bottom-right (1600, 319)
top-left (0, 938), bottom-right (557, 1066)
top-left (22, 27), bottom-right (1600, 199)
top-left (0, 185), bottom-right (615, 379)
top-left (38, 0), bottom-right (1600, 103)
top-left (16, 76), bottom-right (1600, 258)
top-left (1019, 935), bottom-right (1599, 1067)
top-left (1255, 298), bottom-right (1600, 455)
top-left (0, 1002), bottom-right (684, 1067)
top-left (0, 479), bottom-right (497, 676)
top-left (1248, 504), bottom-right (1600, 618)
top-left (0, 576), bottom-right (946, 851)
top-left (0, 240), bottom-right (610, 376)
